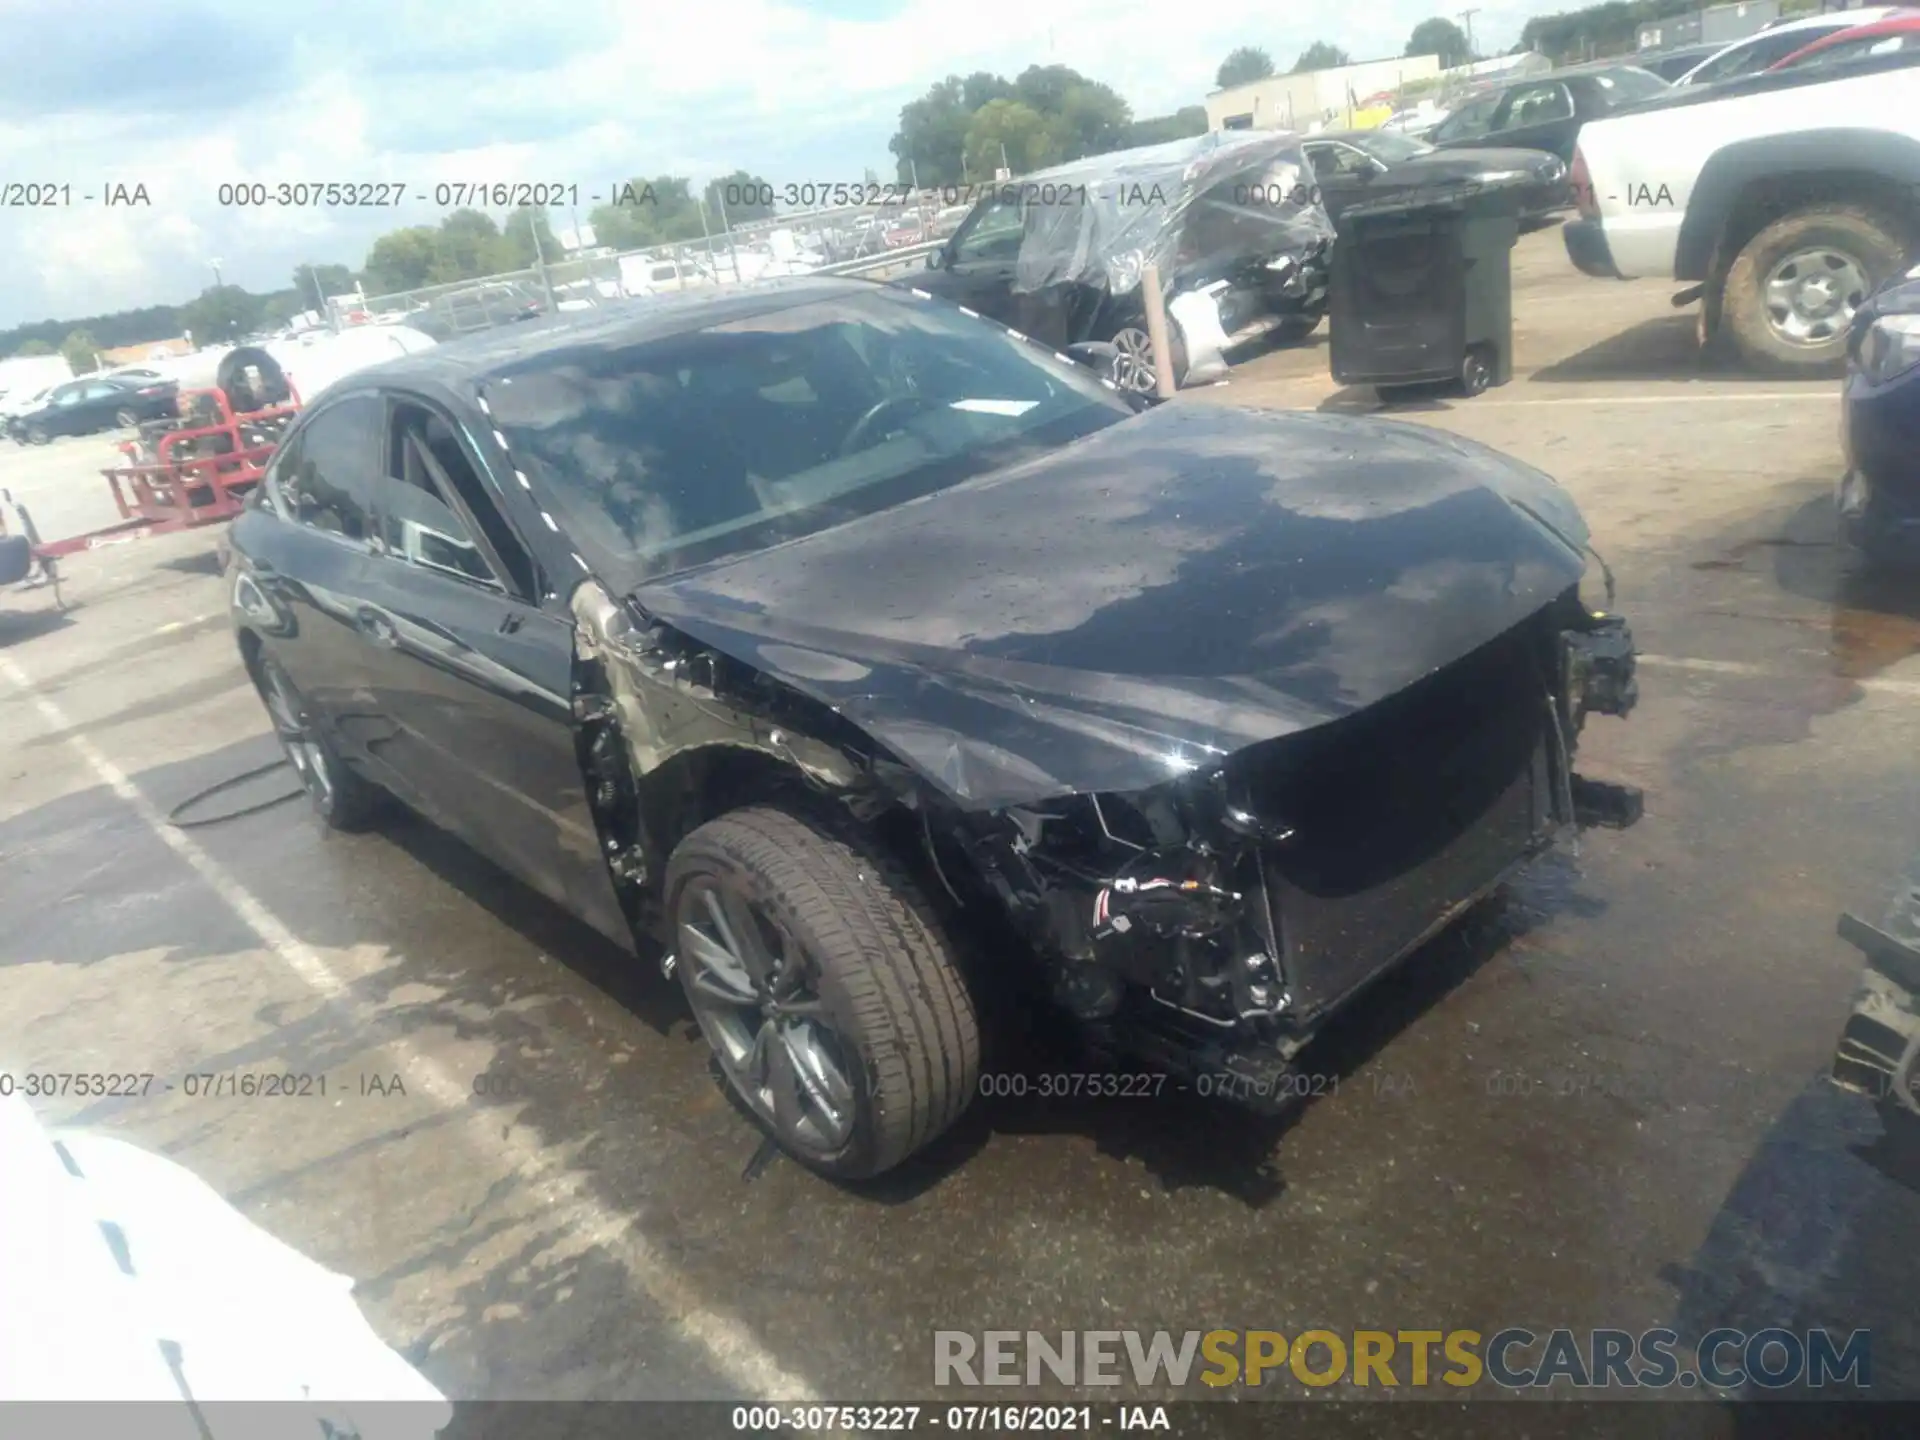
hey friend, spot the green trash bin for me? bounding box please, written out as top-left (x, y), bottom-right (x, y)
top-left (1328, 175), bottom-right (1524, 399)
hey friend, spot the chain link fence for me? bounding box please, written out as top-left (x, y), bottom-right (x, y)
top-left (354, 196), bottom-right (967, 338)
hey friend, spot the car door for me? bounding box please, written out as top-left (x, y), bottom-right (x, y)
top-left (39, 383), bottom-right (92, 436)
top-left (352, 393), bottom-right (631, 946)
top-left (918, 196), bottom-right (1026, 322)
top-left (1483, 80), bottom-right (1579, 162)
top-left (245, 393), bottom-right (387, 754)
top-left (71, 381), bottom-right (128, 434)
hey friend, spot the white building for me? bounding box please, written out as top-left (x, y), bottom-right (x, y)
top-left (1205, 54), bottom-right (1444, 133)
top-left (0, 354), bottom-right (73, 402)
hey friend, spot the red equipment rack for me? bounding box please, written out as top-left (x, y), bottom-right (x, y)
top-left (35, 384), bottom-right (303, 560)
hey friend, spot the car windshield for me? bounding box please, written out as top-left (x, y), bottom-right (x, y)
top-left (1352, 130), bottom-right (1433, 162)
top-left (482, 288), bottom-right (1135, 585)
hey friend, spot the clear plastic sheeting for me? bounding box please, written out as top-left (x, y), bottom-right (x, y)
top-left (1008, 130), bottom-right (1337, 297)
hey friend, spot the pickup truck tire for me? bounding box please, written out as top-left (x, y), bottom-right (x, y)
top-left (1723, 206), bottom-right (1906, 376)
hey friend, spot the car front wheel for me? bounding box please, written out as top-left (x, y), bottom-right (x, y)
top-left (1722, 205), bottom-right (1906, 376)
top-left (666, 805), bottom-right (980, 1179)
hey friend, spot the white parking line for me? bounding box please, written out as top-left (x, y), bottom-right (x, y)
top-left (1639, 652), bottom-right (1920, 697)
top-left (0, 651), bottom-right (819, 1402)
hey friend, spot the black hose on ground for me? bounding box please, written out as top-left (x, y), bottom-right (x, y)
top-left (167, 759), bottom-right (304, 829)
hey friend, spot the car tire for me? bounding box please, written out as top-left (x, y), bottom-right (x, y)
top-left (1723, 205), bottom-right (1907, 377)
top-left (253, 654), bottom-right (384, 831)
top-left (113, 408), bottom-right (138, 429)
top-left (1274, 313), bottom-right (1321, 345)
top-left (25, 425), bottom-right (48, 446)
top-left (665, 805), bottom-right (980, 1180)
top-left (1106, 321), bottom-right (1188, 393)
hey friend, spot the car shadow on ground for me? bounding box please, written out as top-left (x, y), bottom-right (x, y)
top-left (159, 549), bottom-right (225, 579)
top-left (1663, 1071), bottom-right (1920, 1401)
top-left (1530, 314), bottom-right (1773, 385)
top-left (0, 603), bottom-right (75, 646)
top-left (1695, 493), bottom-right (1920, 688)
top-left (6, 728), bottom-right (1610, 1213)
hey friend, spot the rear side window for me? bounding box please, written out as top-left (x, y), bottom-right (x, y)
top-left (280, 394), bottom-right (383, 542)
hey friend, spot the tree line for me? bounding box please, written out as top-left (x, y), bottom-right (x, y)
top-left (885, 63), bottom-right (1208, 187)
top-left (1214, 17), bottom-right (1480, 92)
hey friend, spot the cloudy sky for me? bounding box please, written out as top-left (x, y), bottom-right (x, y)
top-left (0, 0), bottom-right (1578, 328)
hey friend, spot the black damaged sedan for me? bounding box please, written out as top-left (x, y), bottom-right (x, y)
top-left (225, 277), bottom-right (1641, 1178)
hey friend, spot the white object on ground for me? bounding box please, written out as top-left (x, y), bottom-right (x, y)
top-left (0, 1093), bottom-right (452, 1439)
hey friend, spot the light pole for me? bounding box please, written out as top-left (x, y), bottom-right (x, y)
top-left (209, 258), bottom-right (224, 290)
top-left (1458, 8), bottom-right (1479, 61)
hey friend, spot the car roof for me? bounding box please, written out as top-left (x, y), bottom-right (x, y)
top-left (325, 276), bottom-right (888, 394)
top-left (1757, 4), bottom-right (1905, 34)
top-left (1777, 9), bottom-right (1920, 59)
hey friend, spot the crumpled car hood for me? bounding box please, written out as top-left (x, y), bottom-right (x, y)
top-left (633, 404), bottom-right (1590, 809)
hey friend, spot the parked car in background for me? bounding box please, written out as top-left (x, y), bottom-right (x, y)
top-left (914, 130), bottom-right (1336, 393)
top-left (1673, 7), bottom-right (1909, 84)
top-left (1635, 42), bottom-right (1728, 82)
top-left (1303, 128), bottom-right (1570, 229)
top-left (1836, 266), bottom-right (1920, 564)
top-left (7, 374), bottom-right (178, 444)
top-left (1770, 11), bottom-right (1920, 71)
top-left (1564, 55), bottom-right (1920, 375)
top-left (1430, 65), bottom-right (1670, 163)
top-left (0, 383), bottom-right (58, 425)
top-left (225, 278), bottom-right (1639, 1179)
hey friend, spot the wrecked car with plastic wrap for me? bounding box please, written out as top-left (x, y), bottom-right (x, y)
top-left (911, 129), bottom-right (1337, 394)
top-left (224, 277), bottom-right (1641, 1179)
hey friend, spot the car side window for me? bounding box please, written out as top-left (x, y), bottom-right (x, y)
top-left (382, 400), bottom-right (537, 597)
top-left (51, 386), bottom-right (83, 407)
top-left (1435, 92), bottom-right (1500, 142)
top-left (1493, 82), bottom-right (1573, 130)
top-left (951, 200), bottom-right (1025, 266)
top-left (1307, 143), bottom-right (1381, 179)
top-left (280, 394), bottom-right (383, 542)
top-left (82, 382), bottom-right (120, 401)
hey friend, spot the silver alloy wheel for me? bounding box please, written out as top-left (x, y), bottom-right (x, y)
top-left (1108, 326), bottom-right (1160, 393)
top-left (262, 665), bottom-right (335, 811)
top-left (677, 877), bottom-right (858, 1156)
top-left (114, 409), bottom-right (138, 429)
top-left (1762, 246), bottom-right (1870, 348)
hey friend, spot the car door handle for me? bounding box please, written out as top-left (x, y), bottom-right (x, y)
top-left (355, 607), bottom-right (400, 648)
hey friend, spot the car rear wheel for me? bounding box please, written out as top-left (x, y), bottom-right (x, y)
top-left (254, 655), bottom-right (383, 831)
top-left (113, 408), bottom-right (138, 429)
top-left (665, 805), bottom-right (980, 1180)
top-left (1723, 205), bottom-right (1906, 377)
top-left (25, 425), bottom-right (48, 445)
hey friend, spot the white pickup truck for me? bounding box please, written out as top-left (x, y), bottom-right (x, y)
top-left (1564, 53), bottom-right (1920, 374)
